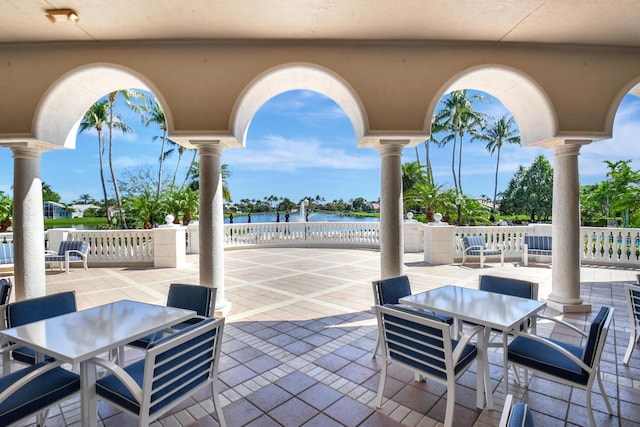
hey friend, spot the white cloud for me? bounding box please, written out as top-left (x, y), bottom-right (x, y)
top-left (225, 135), bottom-right (378, 172)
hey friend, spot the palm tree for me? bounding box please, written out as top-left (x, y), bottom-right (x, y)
top-left (432, 90), bottom-right (485, 194)
top-left (473, 115), bottom-right (521, 213)
top-left (401, 161), bottom-right (427, 192)
top-left (186, 161), bottom-right (232, 202)
top-left (79, 100), bottom-right (110, 222)
top-left (142, 99), bottom-right (170, 200)
top-left (107, 89), bottom-right (145, 228)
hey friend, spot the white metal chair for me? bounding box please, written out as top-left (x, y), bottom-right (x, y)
top-left (504, 307), bottom-right (614, 427)
top-left (0, 351), bottom-right (80, 426)
top-left (90, 317), bottom-right (226, 427)
top-left (45, 240), bottom-right (89, 274)
top-left (460, 235), bottom-right (504, 268)
top-left (375, 304), bottom-right (482, 427)
top-left (623, 283), bottom-right (640, 364)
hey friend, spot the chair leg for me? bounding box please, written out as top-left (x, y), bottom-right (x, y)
top-left (211, 382), bottom-right (228, 427)
top-left (372, 337), bottom-right (379, 358)
top-left (444, 385), bottom-right (455, 427)
top-left (623, 326), bottom-right (638, 365)
top-left (375, 362), bottom-right (388, 408)
top-left (596, 368), bottom-right (613, 415)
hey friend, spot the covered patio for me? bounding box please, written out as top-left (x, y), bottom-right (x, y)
top-left (9, 247), bottom-right (637, 426)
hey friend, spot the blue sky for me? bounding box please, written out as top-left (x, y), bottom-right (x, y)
top-left (0, 90), bottom-right (638, 204)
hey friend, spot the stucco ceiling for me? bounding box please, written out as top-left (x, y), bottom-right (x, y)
top-left (1, 0), bottom-right (639, 47)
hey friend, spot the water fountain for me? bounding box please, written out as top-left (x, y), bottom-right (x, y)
top-left (290, 199), bottom-right (308, 222)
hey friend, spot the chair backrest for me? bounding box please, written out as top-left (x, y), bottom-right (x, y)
top-left (58, 240), bottom-right (88, 254)
top-left (500, 395), bottom-right (535, 427)
top-left (479, 275), bottom-right (539, 300)
top-left (6, 291), bottom-right (77, 327)
top-left (625, 283), bottom-right (640, 323)
top-left (167, 284), bottom-right (216, 317)
top-left (143, 317), bottom-right (224, 417)
top-left (462, 235), bottom-right (486, 250)
top-left (523, 235), bottom-right (552, 250)
top-left (582, 306), bottom-right (613, 370)
top-left (375, 304), bottom-right (453, 379)
top-left (372, 275), bottom-right (412, 306)
top-left (0, 243), bottom-right (13, 263)
top-left (0, 278), bottom-right (11, 305)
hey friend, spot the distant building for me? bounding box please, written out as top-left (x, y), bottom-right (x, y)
top-left (70, 204), bottom-right (101, 218)
top-left (43, 201), bottom-right (71, 219)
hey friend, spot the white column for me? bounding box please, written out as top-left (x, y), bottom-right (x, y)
top-left (194, 142), bottom-right (231, 315)
top-left (378, 140), bottom-right (409, 278)
top-left (547, 140), bottom-right (591, 313)
top-left (12, 146), bottom-right (47, 300)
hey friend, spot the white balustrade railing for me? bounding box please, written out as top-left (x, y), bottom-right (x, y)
top-left (68, 229), bottom-right (154, 263)
top-left (2, 223), bottom-right (639, 267)
top-left (581, 227), bottom-right (640, 265)
top-left (224, 222), bottom-right (380, 248)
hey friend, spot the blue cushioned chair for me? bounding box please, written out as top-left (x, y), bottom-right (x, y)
top-left (375, 304), bottom-right (482, 427)
top-left (505, 307), bottom-right (614, 427)
top-left (0, 278), bottom-right (11, 305)
top-left (371, 276), bottom-right (453, 357)
top-left (90, 317), bottom-right (227, 427)
top-left (522, 235), bottom-right (552, 266)
top-left (459, 275), bottom-right (539, 345)
top-left (44, 240), bottom-right (89, 274)
top-left (0, 355), bottom-right (80, 426)
top-left (461, 235), bottom-right (504, 268)
top-left (623, 283), bottom-right (640, 365)
top-left (4, 291), bottom-right (77, 372)
top-left (499, 394), bottom-right (535, 427)
top-left (128, 284), bottom-right (216, 350)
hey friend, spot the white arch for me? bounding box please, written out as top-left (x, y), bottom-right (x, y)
top-left (605, 78), bottom-right (640, 138)
top-left (430, 65), bottom-right (557, 146)
top-left (230, 63), bottom-right (368, 147)
top-left (33, 63), bottom-right (169, 149)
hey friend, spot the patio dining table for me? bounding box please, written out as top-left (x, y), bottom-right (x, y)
top-left (399, 285), bottom-right (546, 411)
top-left (0, 299), bottom-right (196, 427)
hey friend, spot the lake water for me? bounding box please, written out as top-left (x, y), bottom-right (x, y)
top-left (225, 212), bottom-right (379, 224)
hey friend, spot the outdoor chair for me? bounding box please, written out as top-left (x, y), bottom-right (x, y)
top-left (0, 356), bottom-right (80, 426)
top-left (499, 394), bottom-right (535, 427)
top-left (371, 275), bottom-right (453, 358)
top-left (4, 291), bottom-right (77, 373)
top-left (128, 284), bottom-right (217, 350)
top-left (460, 235), bottom-right (504, 268)
top-left (504, 306), bottom-right (614, 427)
top-left (623, 282), bottom-right (640, 365)
top-left (459, 275), bottom-right (539, 344)
top-left (44, 240), bottom-right (89, 274)
top-left (90, 317), bottom-right (227, 427)
top-left (0, 278), bottom-right (11, 305)
top-left (375, 304), bottom-right (482, 427)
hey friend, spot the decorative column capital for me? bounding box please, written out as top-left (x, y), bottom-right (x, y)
top-left (378, 139), bottom-right (410, 157)
top-left (191, 140), bottom-right (223, 157)
top-left (550, 139), bottom-right (591, 157)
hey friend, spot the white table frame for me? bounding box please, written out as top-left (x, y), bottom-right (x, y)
top-left (399, 285), bottom-right (546, 410)
top-left (0, 299), bottom-right (195, 427)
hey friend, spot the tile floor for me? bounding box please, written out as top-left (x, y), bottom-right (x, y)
top-left (6, 248), bottom-right (640, 426)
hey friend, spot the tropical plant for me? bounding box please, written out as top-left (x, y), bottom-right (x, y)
top-left (432, 90), bottom-right (486, 194)
top-left (42, 182), bottom-right (61, 203)
top-left (141, 99), bottom-right (172, 199)
top-left (79, 99), bottom-right (111, 222)
top-left (187, 161), bottom-right (232, 202)
top-left (124, 190), bottom-right (163, 229)
top-left (401, 161), bottom-right (428, 193)
top-left (473, 115), bottom-right (521, 213)
top-left (0, 192), bottom-right (12, 232)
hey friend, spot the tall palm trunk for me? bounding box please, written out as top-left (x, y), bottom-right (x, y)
top-left (98, 132), bottom-right (110, 222)
top-left (450, 139), bottom-right (458, 192)
top-left (180, 150), bottom-right (198, 190)
top-left (457, 130), bottom-right (464, 194)
top-left (414, 147), bottom-right (420, 166)
top-left (108, 92), bottom-right (127, 229)
top-left (492, 146), bottom-right (501, 213)
top-left (171, 146), bottom-right (185, 190)
top-left (423, 139), bottom-right (433, 186)
top-left (156, 127), bottom-right (167, 200)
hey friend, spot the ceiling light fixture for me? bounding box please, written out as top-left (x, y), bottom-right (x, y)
top-left (45, 8), bottom-right (79, 24)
